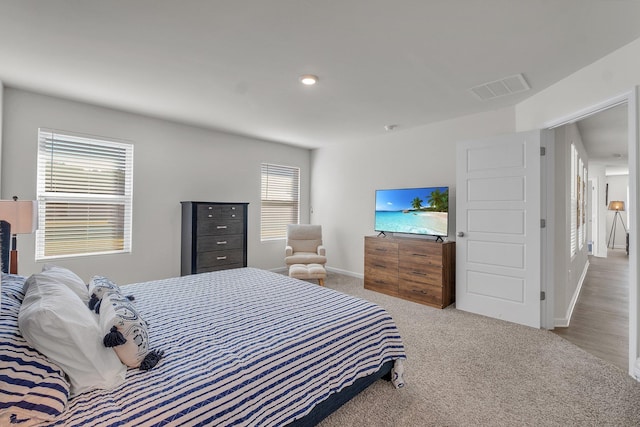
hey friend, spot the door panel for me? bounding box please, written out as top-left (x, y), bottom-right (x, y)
top-left (467, 241), bottom-right (525, 269)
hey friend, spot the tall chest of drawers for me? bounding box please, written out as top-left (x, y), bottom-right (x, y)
top-left (181, 202), bottom-right (248, 275)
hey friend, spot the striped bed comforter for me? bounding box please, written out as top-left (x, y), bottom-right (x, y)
top-left (39, 267), bottom-right (405, 426)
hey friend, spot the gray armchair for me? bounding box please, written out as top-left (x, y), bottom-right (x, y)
top-left (285, 224), bottom-right (327, 266)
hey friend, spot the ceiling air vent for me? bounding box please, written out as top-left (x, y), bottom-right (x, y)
top-left (470, 73), bottom-right (530, 101)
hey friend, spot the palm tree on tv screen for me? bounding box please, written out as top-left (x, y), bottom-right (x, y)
top-left (411, 197), bottom-right (423, 210)
top-left (428, 189), bottom-right (448, 212)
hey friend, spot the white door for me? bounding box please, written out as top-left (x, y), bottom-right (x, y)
top-left (456, 130), bottom-right (541, 328)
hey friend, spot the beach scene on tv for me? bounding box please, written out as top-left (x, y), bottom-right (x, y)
top-left (375, 187), bottom-right (449, 236)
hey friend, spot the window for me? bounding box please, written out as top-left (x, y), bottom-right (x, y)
top-left (569, 143), bottom-right (587, 257)
top-left (570, 143), bottom-right (577, 256)
top-left (261, 163), bottom-right (299, 240)
top-left (36, 129), bottom-right (133, 259)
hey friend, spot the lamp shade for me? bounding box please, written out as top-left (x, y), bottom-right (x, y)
top-left (0, 200), bottom-right (38, 234)
top-left (608, 200), bottom-right (625, 212)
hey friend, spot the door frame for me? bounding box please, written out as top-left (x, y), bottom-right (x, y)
top-left (543, 88), bottom-right (639, 378)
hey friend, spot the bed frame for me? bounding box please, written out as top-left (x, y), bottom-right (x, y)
top-left (288, 360), bottom-right (393, 426)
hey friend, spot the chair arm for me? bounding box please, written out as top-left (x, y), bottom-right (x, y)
top-left (285, 245), bottom-right (293, 256)
top-left (317, 245), bottom-right (326, 256)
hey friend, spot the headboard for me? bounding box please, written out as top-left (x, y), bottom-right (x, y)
top-left (0, 220), bottom-right (10, 274)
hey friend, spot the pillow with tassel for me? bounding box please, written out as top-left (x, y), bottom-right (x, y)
top-left (87, 276), bottom-right (123, 311)
top-left (97, 291), bottom-right (163, 370)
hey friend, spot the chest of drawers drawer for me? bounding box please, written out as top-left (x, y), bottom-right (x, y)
top-left (197, 220), bottom-right (244, 236)
top-left (196, 249), bottom-right (244, 271)
top-left (197, 204), bottom-right (244, 220)
top-left (196, 234), bottom-right (244, 252)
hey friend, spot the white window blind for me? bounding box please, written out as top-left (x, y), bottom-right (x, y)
top-left (578, 159), bottom-right (585, 250)
top-left (36, 129), bottom-right (133, 259)
top-left (570, 143), bottom-right (577, 257)
top-left (261, 163), bottom-right (299, 240)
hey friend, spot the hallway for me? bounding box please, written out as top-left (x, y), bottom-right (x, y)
top-left (552, 249), bottom-right (629, 371)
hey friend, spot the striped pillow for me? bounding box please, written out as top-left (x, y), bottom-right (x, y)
top-left (0, 275), bottom-right (70, 426)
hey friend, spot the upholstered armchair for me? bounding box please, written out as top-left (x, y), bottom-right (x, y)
top-left (285, 224), bottom-right (327, 267)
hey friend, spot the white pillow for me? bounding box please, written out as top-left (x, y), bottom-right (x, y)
top-left (23, 264), bottom-right (89, 304)
top-left (18, 273), bottom-right (127, 397)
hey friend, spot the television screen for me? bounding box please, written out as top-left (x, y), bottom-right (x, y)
top-left (375, 186), bottom-right (449, 237)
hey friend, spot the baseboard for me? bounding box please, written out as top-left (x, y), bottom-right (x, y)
top-left (554, 260), bottom-right (590, 327)
top-left (326, 266), bottom-right (363, 279)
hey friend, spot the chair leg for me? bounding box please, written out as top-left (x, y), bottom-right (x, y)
top-left (318, 278), bottom-right (324, 287)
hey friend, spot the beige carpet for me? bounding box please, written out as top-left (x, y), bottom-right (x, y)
top-left (310, 271), bottom-right (640, 427)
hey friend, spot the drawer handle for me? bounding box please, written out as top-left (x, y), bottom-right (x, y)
top-left (374, 264), bottom-right (386, 268)
top-left (413, 253), bottom-right (427, 257)
top-left (231, 207), bottom-right (236, 210)
top-left (217, 241), bottom-right (227, 245)
top-left (208, 207), bottom-right (213, 210)
top-left (231, 214), bottom-right (236, 218)
top-left (217, 256), bottom-right (227, 260)
top-left (217, 225), bottom-right (228, 229)
top-left (208, 214), bottom-right (213, 218)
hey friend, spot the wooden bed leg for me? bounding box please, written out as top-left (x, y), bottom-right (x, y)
top-left (318, 278), bottom-right (324, 286)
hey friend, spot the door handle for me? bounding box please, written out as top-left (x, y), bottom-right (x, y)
top-left (457, 231), bottom-right (465, 237)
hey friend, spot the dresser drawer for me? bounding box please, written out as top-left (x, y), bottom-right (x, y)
top-left (366, 237), bottom-right (398, 257)
top-left (197, 234), bottom-right (244, 252)
top-left (364, 270), bottom-right (399, 296)
top-left (197, 219), bottom-right (244, 236)
top-left (365, 252), bottom-right (398, 272)
top-left (196, 249), bottom-right (244, 269)
top-left (399, 243), bottom-right (443, 267)
top-left (197, 204), bottom-right (244, 220)
top-left (399, 264), bottom-right (443, 286)
top-left (399, 279), bottom-right (443, 307)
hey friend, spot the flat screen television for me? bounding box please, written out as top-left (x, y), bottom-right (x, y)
top-left (375, 186), bottom-right (449, 238)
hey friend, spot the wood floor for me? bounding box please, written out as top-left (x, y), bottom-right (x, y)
top-left (552, 249), bottom-right (629, 371)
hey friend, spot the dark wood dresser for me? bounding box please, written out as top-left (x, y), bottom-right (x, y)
top-left (181, 202), bottom-right (248, 275)
top-left (364, 235), bottom-right (455, 309)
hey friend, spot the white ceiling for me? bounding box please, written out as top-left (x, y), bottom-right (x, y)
top-left (1, 1), bottom-right (640, 149)
top-left (577, 103), bottom-right (629, 173)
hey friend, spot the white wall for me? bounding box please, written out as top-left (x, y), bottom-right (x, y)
top-left (310, 107), bottom-right (516, 276)
top-left (553, 124), bottom-right (589, 326)
top-left (606, 174), bottom-right (630, 250)
top-left (1, 88), bottom-right (311, 284)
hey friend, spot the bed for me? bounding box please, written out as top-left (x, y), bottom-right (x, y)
top-left (1, 267), bottom-right (406, 426)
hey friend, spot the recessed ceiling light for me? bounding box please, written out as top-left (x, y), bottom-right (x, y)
top-left (299, 74), bottom-right (318, 85)
top-left (384, 124), bottom-right (398, 131)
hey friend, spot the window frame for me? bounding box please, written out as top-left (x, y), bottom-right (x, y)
top-left (35, 128), bottom-right (134, 260)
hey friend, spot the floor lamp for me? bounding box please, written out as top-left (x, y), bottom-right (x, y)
top-left (607, 200), bottom-right (627, 250)
top-left (0, 197), bottom-right (38, 274)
